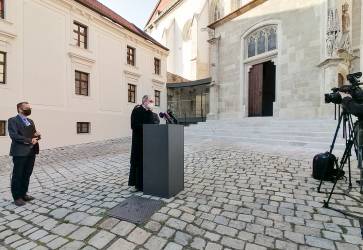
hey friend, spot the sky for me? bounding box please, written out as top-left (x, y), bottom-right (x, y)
top-left (98, 0), bottom-right (159, 29)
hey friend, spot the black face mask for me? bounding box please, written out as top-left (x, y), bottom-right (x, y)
top-left (22, 109), bottom-right (31, 116)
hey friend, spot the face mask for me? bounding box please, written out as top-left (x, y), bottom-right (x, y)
top-left (22, 109), bottom-right (31, 116)
top-left (146, 103), bottom-right (154, 110)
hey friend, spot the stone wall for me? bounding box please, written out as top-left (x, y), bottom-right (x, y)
top-left (212, 0), bottom-right (338, 118)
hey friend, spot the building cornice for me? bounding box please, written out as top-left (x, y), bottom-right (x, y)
top-left (208, 0), bottom-right (268, 29)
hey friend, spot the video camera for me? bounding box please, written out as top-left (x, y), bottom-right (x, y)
top-left (325, 72), bottom-right (363, 105)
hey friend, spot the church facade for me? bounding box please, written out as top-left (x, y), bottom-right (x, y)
top-left (147, 0), bottom-right (362, 120)
top-left (208, 0), bottom-right (361, 119)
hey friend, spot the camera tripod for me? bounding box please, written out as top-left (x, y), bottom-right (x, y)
top-left (318, 110), bottom-right (363, 219)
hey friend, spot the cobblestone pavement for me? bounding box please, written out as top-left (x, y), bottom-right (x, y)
top-left (0, 137), bottom-right (363, 250)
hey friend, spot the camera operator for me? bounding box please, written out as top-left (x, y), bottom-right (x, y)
top-left (340, 92), bottom-right (363, 118)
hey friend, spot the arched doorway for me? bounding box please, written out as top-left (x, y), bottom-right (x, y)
top-left (243, 24), bottom-right (278, 117)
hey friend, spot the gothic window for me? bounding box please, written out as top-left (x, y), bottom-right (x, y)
top-left (245, 25), bottom-right (277, 58)
top-left (210, 0), bottom-right (222, 23)
top-left (267, 27), bottom-right (277, 51)
top-left (248, 36), bottom-right (256, 57)
top-left (257, 31), bottom-right (266, 54)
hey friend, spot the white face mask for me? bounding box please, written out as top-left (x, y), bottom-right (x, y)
top-left (146, 102), bottom-right (154, 110)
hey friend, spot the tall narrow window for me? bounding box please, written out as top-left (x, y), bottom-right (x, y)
top-left (127, 46), bottom-right (136, 66)
top-left (0, 52), bottom-right (6, 84)
top-left (128, 84), bottom-right (136, 103)
top-left (75, 71), bottom-right (89, 96)
top-left (77, 122), bottom-right (90, 134)
top-left (0, 120), bottom-right (5, 136)
top-left (154, 58), bottom-right (161, 75)
top-left (155, 90), bottom-right (160, 107)
top-left (0, 0), bottom-right (4, 19)
top-left (73, 21), bottom-right (88, 49)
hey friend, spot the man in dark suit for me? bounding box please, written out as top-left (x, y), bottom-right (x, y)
top-left (8, 102), bottom-right (40, 206)
top-left (129, 95), bottom-right (158, 192)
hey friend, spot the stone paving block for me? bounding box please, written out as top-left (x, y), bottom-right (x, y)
top-left (144, 236), bottom-right (167, 250)
top-left (52, 223), bottom-right (78, 236)
top-left (205, 242), bottom-right (223, 250)
top-left (88, 230), bottom-right (116, 249)
top-left (305, 236), bottom-right (335, 249)
top-left (110, 221), bottom-right (136, 236)
top-left (69, 226), bottom-right (96, 241)
top-left (107, 238), bottom-right (136, 250)
top-left (127, 227), bottom-right (151, 245)
top-left (59, 240), bottom-right (85, 250)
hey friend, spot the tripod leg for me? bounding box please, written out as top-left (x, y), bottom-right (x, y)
top-left (318, 112), bottom-right (344, 193)
top-left (348, 155), bottom-right (352, 189)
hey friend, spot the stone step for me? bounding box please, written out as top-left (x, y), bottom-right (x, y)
top-left (185, 133), bottom-right (346, 151)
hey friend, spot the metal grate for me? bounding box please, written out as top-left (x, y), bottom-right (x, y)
top-left (107, 196), bottom-right (164, 224)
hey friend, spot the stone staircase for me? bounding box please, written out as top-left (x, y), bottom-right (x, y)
top-left (184, 117), bottom-right (351, 153)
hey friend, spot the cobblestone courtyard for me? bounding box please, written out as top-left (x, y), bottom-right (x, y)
top-left (0, 137), bottom-right (363, 250)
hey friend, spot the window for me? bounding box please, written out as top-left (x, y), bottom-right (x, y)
top-left (0, 0), bottom-right (4, 19)
top-left (0, 120), bottom-right (5, 136)
top-left (77, 122), bottom-right (90, 134)
top-left (155, 90), bottom-right (160, 107)
top-left (73, 21), bottom-right (88, 49)
top-left (0, 52), bottom-right (6, 84)
top-left (127, 46), bottom-right (136, 66)
top-left (245, 25), bottom-right (277, 58)
top-left (154, 58), bottom-right (161, 75)
top-left (128, 84), bottom-right (136, 103)
top-left (75, 71), bottom-right (89, 96)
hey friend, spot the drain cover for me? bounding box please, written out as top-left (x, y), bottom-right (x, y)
top-left (107, 196), bottom-right (164, 224)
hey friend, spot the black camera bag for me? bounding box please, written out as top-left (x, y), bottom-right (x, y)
top-left (312, 152), bottom-right (339, 181)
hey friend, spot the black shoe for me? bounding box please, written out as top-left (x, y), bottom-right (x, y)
top-left (23, 195), bottom-right (35, 202)
top-left (14, 199), bottom-right (26, 206)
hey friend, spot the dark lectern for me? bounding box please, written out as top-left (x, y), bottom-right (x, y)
top-left (143, 124), bottom-right (184, 198)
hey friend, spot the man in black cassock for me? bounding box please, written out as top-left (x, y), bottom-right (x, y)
top-left (129, 95), bottom-right (159, 191)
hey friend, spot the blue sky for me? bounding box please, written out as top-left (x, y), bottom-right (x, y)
top-left (98, 0), bottom-right (159, 29)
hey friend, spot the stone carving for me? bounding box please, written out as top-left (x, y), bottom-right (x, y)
top-left (338, 2), bottom-right (351, 53)
top-left (326, 8), bottom-right (340, 57)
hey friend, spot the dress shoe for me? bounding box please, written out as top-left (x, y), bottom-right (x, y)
top-left (14, 199), bottom-right (26, 206)
top-left (23, 195), bottom-right (35, 202)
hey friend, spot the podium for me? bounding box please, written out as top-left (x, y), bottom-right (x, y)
top-left (143, 124), bottom-right (184, 198)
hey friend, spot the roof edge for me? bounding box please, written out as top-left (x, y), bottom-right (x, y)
top-left (74, 0), bottom-right (169, 51)
top-left (208, 0), bottom-right (268, 29)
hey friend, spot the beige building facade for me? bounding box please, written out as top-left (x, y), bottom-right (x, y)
top-left (0, 0), bottom-right (168, 156)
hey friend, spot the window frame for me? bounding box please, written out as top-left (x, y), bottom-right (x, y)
top-left (128, 84), bottom-right (136, 103)
top-left (0, 0), bottom-right (5, 19)
top-left (73, 21), bottom-right (88, 49)
top-left (75, 70), bottom-right (89, 96)
top-left (127, 46), bottom-right (136, 66)
top-left (0, 120), bottom-right (6, 136)
top-left (154, 58), bottom-right (161, 75)
top-left (77, 122), bottom-right (90, 134)
top-left (154, 90), bottom-right (161, 107)
top-left (0, 51), bottom-right (6, 85)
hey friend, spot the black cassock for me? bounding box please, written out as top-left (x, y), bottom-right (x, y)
top-left (129, 105), bottom-right (159, 190)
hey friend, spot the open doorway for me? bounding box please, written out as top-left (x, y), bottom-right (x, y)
top-left (248, 60), bottom-right (276, 116)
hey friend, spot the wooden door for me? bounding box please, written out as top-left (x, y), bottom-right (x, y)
top-left (248, 63), bottom-right (263, 116)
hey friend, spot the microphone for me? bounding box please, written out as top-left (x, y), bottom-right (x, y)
top-left (159, 112), bottom-right (173, 124)
top-left (167, 110), bottom-right (178, 124)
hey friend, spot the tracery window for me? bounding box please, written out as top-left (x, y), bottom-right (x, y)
top-left (246, 25), bottom-right (277, 58)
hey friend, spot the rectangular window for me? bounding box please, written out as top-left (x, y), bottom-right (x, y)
top-left (154, 58), bottom-right (161, 75)
top-left (0, 52), bottom-right (6, 84)
top-left (77, 122), bottom-right (90, 134)
top-left (0, 120), bottom-right (5, 136)
top-left (155, 90), bottom-right (160, 107)
top-left (75, 71), bottom-right (89, 96)
top-left (128, 84), bottom-right (136, 103)
top-left (127, 46), bottom-right (136, 66)
top-left (0, 0), bottom-right (4, 19)
top-left (73, 21), bottom-right (88, 49)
